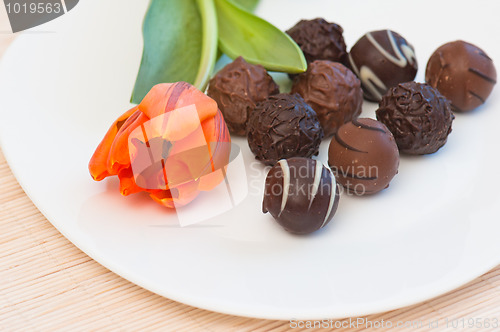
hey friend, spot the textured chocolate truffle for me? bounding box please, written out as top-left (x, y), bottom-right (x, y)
top-left (348, 30), bottom-right (418, 101)
top-left (328, 118), bottom-right (399, 195)
top-left (263, 158), bottom-right (340, 234)
top-left (207, 56), bottom-right (279, 135)
top-left (376, 82), bottom-right (454, 155)
top-left (291, 60), bottom-right (363, 136)
top-left (425, 40), bottom-right (497, 112)
top-left (247, 94), bottom-right (324, 166)
top-left (286, 18), bottom-right (347, 66)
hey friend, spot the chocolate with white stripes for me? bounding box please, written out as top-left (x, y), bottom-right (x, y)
top-left (263, 158), bottom-right (339, 235)
top-left (348, 30), bottom-right (417, 102)
top-left (328, 118), bottom-right (399, 195)
top-left (425, 40), bottom-right (497, 112)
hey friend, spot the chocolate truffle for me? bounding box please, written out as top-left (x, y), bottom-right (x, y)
top-left (425, 40), bottom-right (497, 112)
top-left (291, 60), bottom-right (363, 136)
top-left (376, 82), bottom-right (454, 155)
top-left (207, 56), bottom-right (279, 135)
top-left (247, 94), bottom-right (324, 165)
top-left (286, 18), bottom-right (348, 66)
top-left (263, 157), bottom-right (340, 234)
top-left (328, 118), bottom-right (399, 195)
top-left (348, 30), bottom-right (418, 101)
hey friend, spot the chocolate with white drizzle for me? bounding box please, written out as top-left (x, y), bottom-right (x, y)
top-left (263, 157), bottom-right (340, 235)
top-left (348, 30), bottom-right (417, 101)
top-left (328, 118), bottom-right (399, 195)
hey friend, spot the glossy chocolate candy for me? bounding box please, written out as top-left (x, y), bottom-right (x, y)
top-left (426, 40), bottom-right (496, 112)
top-left (263, 157), bottom-right (340, 235)
top-left (348, 30), bottom-right (418, 101)
top-left (328, 118), bottom-right (399, 195)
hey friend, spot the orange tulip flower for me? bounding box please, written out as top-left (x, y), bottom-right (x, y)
top-left (89, 82), bottom-right (231, 208)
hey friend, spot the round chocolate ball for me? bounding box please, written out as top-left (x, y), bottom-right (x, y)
top-left (425, 40), bottom-right (497, 112)
top-left (376, 82), bottom-right (454, 155)
top-left (286, 18), bottom-right (348, 66)
top-left (247, 94), bottom-right (324, 166)
top-left (207, 56), bottom-right (279, 135)
top-left (348, 30), bottom-right (418, 102)
top-left (291, 60), bottom-right (363, 136)
top-left (263, 157), bottom-right (340, 235)
top-left (328, 118), bottom-right (399, 195)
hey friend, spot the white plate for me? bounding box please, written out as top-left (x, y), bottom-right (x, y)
top-left (1, 0), bottom-right (500, 320)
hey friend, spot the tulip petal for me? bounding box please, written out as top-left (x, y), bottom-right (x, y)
top-left (107, 111), bottom-right (149, 174)
top-left (139, 82), bottom-right (217, 122)
top-left (89, 106), bottom-right (139, 181)
top-left (118, 167), bottom-right (143, 196)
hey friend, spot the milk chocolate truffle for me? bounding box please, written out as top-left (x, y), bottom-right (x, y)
top-left (291, 60), bottom-right (363, 136)
top-left (328, 118), bottom-right (399, 195)
top-left (263, 158), bottom-right (340, 234)
top-left (247, 94), bottom-right (324, 165)
top-left (207, 56), bottom-right (279, 135)
top-left (376, 82), bottom-right (454, 155)
top-left (348, 30), bottom-right (418, 101)
top-left (426, 40), bottom-right (497, 112)
top-left (286, 18), bottom-right (348, 66)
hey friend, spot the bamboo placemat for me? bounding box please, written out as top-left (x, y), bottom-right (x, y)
top-left (1, 13), bottom-right (500, 332)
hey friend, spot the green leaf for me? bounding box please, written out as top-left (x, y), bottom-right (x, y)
top-left (193, 0), bottom-right (218, 91)
top-left (230, 0), bottom-right (260, 11)
top-left (214, 0), bottom-right (306, 73)
top-left (131, 0), bottom-right (218, 104)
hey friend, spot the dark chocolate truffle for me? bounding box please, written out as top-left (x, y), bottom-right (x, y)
top-left (286, 18), bottom-right (347, 66)
top-left (328, 118), bottom-right (399, 195)
top-left (291, 60), bottom-right (363, 136)
top-left (207, 56), bottom-right (279, 135)
top-left (348, 30), bottom-right (418, 101)
top-left (263, 157), bottom-right (340, 234)
top-left (376, 82), bottom-right (454, 155)
top-left (247, 94), bottom-right (323, 165)
top-left (425, 40), bottom-right (497, 112)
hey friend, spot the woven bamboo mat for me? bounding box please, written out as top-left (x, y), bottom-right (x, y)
top-left (2, 151), bottom-right (500, 331)
top-left (1, 14), bottom-right (500, 332)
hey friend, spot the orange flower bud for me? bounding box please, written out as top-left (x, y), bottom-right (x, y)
top-left (89, 82), bottom-right (231, 208)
